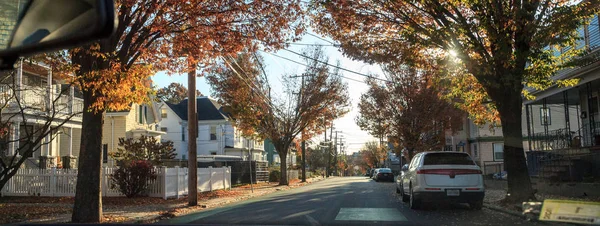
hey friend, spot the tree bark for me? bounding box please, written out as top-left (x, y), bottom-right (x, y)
top-left (72, 99), bottom-right (104, 223)
top-left (493, 86), bottom-right (534, 202)
top-left (279, 151), bottom-right (288, 185)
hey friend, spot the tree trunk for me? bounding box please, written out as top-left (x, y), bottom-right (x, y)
top-left (279, 151), bottom-right (288, 185)
top-left (72, 98), bottom-right (104, 223)
top-left (494, 86), bottom-right (534, 203)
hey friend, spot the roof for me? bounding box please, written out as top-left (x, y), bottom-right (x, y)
top-left (167, 97), bottom-right (230, 121)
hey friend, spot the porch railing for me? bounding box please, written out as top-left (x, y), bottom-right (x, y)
top-left (531, 128), bottom-right (573, 150)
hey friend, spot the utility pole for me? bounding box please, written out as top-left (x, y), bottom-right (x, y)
top-left (248, 139), bottom-right (254, 193)
top-left (325, 120), bottom-right (329, 178)
top-left (290, 74), bottom-right (308, 182)
top-left (330, 125), bottom-right (334, 176)
top-left (187, 64), bottom-right (198, 206)
top-left (334, 131), bottom-right (339, 176)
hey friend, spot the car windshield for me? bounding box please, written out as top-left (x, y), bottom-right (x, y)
top-left (423, 153), bottom-right (475, 165)
top-left (379, 168), bottom-right (392, 173)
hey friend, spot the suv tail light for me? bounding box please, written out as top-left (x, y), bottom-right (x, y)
top-left (417, 169), bottom-right (482, 175)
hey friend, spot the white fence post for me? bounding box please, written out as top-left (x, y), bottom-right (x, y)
top-left (222, 166), bottom-right (226, 190)
top-left (228, 166), bottom-right (232, 190)
top-left (175, 166), bottom-right (180, 199)
top-left (162, 166), bottom-right (167, 200)
top-left (50, 167), bottom-right (56, 197)
top-left (208, 166), bottom-right (213, 191)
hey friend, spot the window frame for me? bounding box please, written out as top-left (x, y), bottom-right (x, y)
top-left (493, 143), bottom-right (504, 161)
top-left (161, 108), bottom-right (167, 118)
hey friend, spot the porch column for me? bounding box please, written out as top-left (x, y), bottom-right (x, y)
top-left (529, 104), bottom-right (536, 150)
top-left (563, 91), bottom-right (572, 147)
top-left (586, 82), bottom-right (595, 146)
top-left (543, 98), bottom-right (549, 150)
top-left (68, 127), bottom-right (73, 156)
top-left (69, 85), bottom-right (74, 114)
top-left (8, 123), bottom-right (20, 156)
top-left (46, 68), bottom-right (53, 112)
top-left (16, 58), bottom-right (22, 101)
top-left (525, 104), bottom-right (532, 151)
top-left (43, 132), bottom-right (51, 156)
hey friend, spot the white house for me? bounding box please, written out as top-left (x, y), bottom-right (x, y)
top-left (0, 60), bottom-right (83, 169)
top-left (158, 97), bottom-right (266, 162)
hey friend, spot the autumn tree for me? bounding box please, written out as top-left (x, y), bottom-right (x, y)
top-left (45, 0), bottom-right (303, 222)
top-left (156, 82), bottom-right (202, 104)
top-left (359, 65), bottom-right (464, 162)
top-left (306, 146), bottom-right (328, 171)
top-left (207, 47), bottom-right (350, 185)
top-left (312, 0), bottom-right (598, 202)
top-left (360, 141), bottom-right (387, 168)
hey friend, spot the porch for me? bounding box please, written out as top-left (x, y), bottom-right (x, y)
top-left (525, 77), bottom-right (600, 183)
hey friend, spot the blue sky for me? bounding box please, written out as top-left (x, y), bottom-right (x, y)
top-left (152, 32), bottom-right (384, 154)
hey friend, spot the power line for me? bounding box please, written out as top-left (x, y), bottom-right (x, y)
top-left (306, 32), bottom-right (337, 45)
top-left (281, 49), bottom-right (389, 82)
top-left (261, 50), bottom-right (372, 84)
top-left (287, 43), bottom-right (339, 47)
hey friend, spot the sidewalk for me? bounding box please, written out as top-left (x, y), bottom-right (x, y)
top-left (0, 177), bottom-right (327, 224)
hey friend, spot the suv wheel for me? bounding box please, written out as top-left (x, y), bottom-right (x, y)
top-left (409, 185), bottom-right (421, 209)
top-left (401, 184), bottom-right (409, 203)
top-left (470, 199), bottom-right (483, 210)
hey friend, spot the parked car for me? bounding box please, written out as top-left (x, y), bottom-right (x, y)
top-left (399, 152), bottom-right (484, 210)
top-left (366, 169), bottom-right (372, 177)
top-left (369, 168), bottom-right (376, 178)
top-left (371, 169), bottom-right (379, 179)
top-left (373, 168), bottom-right (394, 182)
top-left (396, 164), bottom-right (409, 197)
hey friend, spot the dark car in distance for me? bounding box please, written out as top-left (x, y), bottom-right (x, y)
top-left (373, 168), bottom-right (394, 182)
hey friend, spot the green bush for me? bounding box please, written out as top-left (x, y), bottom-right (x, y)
top-left (110, 160), bottom-right (156, 198)
top-left (269, 170), bottom-right (280, 182)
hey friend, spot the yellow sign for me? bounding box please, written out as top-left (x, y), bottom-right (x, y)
top-left (539, 199), bottom-right (600, 225)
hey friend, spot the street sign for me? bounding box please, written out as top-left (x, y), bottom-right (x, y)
top-left (539, 199), bottom-right (600, 225)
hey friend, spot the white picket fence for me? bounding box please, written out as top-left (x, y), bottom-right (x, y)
top-left (0, 166), bottom-right (231, 199)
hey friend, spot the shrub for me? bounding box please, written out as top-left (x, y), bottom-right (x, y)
top-left (111, 160), bottom-right (156, 198)
top-left (269, 169), bottom-right (280, 182)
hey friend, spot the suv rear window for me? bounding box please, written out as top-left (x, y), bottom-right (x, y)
top-left (423, 153), bottom-right (475, 165)
top-left (379, 168), bottom-right (391, 173)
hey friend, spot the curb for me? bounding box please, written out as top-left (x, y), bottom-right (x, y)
top-left (483, 204), bottom-right (561, 225)
top-left (483, 203), bottom-right (525, 219)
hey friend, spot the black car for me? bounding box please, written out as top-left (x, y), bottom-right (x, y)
top-left (373, 168), bottom-right (394, 182)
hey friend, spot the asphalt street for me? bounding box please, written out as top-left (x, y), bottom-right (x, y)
top-left (159, 176), bottom-right (549, 226)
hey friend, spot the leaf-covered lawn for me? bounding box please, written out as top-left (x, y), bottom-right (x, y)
top-left (0, 203), bottom-right (71, 224)
top-left (0, 179), bottom-right (320, 224)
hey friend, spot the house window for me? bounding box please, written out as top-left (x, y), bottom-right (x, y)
top-left (161, 108), bottom-right (167, 118)
top-left (540, 107), bottom-right (551, 125)
top-left (472, 144), bottom-right (479, 158)
top-left (181, 126), bottom-right (185, 141)
top-left (210, 151), bottom-right (217, 155)
top-left (493, 143), bottom-right (504, 161)
top-left (160, 127), bottom-right (168, 132)
top-left (138, 105), bottom-right (144, 124)
top-left (102, 144), bottom-right (108, 163)
top-left (210, 126), bottom-right (217, 140)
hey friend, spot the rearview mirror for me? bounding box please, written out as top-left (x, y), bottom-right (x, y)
top-left (0, 0), bottom-right (115, 68)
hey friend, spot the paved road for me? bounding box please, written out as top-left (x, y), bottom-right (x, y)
top-left (160, 177), bottom-right (545, 225)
